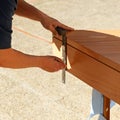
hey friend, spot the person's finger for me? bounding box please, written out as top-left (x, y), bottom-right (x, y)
top-left (49, 25), bottom-right (58, 35)
top-left (59, 24), bottom-right (74, 31)
top-left (54, 57), bottom-right (66, 69)
top-left (54, 21), bottom-right (74, 30)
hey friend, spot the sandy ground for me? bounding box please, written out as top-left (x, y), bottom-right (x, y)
top-left (0, 0), bottom-right (120, 120)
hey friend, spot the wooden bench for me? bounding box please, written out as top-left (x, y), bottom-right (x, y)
top-left (52, 30), bottom-right (120, 120)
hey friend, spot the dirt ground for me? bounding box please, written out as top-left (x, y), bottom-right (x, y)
top-left (0, 0), bottom-right (120, 120)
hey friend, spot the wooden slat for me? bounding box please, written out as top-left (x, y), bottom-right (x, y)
top-left (103, 96), bottom-right (110, 120)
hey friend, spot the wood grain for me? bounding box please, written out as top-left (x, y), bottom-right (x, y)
top-left (53, 30), bottom-right (120, 104)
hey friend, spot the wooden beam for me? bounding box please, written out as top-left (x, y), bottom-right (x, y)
top-left (103, 96), bottom-right (110, 120)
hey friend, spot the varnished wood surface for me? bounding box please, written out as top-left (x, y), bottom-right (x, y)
top-left (53, 30), bottom-right (120, 104)
top-left (54, 30), bottom-right (120, 72)
top-left (103, 96), bottom-right (110, 120)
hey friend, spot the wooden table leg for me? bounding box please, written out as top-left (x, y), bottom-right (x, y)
top-left (103, 96), bottom-right (110, 120)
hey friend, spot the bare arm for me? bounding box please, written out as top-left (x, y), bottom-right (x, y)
top-left (15, 0), bottom-right (74, 34)
top-left (15, 0), bottom-right (45, 22)
top-left (0, 48), bottom-right (65, 72)
top-left (0, 0), bottom-right (71, 72)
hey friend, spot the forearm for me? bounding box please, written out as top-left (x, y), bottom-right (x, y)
top-left (15, 0), bottom-right (47, 22)
top-left (0, 48), bottom-right (42, 68)
top-left (15, 0), bottom-right (74, 34)
top-left (0, 48), bottom-right (65, 72)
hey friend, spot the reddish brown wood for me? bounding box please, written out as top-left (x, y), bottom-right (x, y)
top-left (53, 30), bottom-right (120, 104)
top-left (103, 96), bottom-right (110, 120)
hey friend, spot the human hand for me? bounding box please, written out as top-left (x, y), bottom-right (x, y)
top-left (41, 14), bottom-right (74, 35)
top-left (40, 56), bottom-right (66, 72)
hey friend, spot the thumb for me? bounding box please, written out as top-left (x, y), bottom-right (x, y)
top-left (49, 25), bottom-right (58, 35)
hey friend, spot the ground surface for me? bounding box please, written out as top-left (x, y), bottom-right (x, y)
top-left (0, 0), bottom-right (120, 120)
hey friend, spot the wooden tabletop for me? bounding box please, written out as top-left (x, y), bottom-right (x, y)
top-left (53, 30), bottom-right (120, 104)
top-left (66, 30), bottom-right (120, 72)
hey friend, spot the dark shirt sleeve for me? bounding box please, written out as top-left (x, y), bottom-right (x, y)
top-left (0, 0), bottom-right (17, 49)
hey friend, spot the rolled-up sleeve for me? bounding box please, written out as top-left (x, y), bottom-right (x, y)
top-left (0, 0), bottom-right (17, 49)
